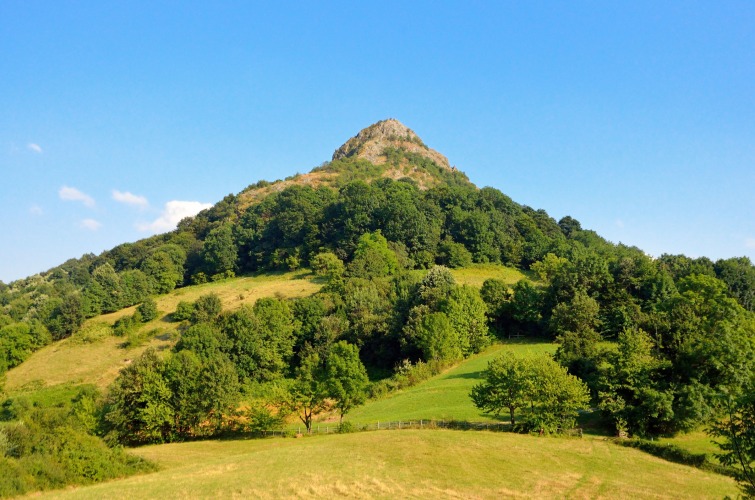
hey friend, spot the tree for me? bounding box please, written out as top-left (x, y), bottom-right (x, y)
top-left (347, 231), bottom-right (399, 278)
top-left (597, 328), bottom-right (673, 437)
top-left (471, 353), bottom-right (590, 433)
top-left (201, 224), bottom-right (238, 277)
top-left (90, 263), bottom-right (123, 313)
top-left (141, 245), bottom-right (186, 294)
top-left (470, 352), bottom-right (532, 426)
top-left (324, 341), bottom-right (369, 423)
top-left (310, 252), bottom-right (345, 282)
top-left (283, 352), bottom-right (329, 433)
top-left (103, 349), bottom-right (173, 445)
top-left (709, 382), bottom-right (755, 497)
top-left (191, 293), bottom-right (222, 324)
top-left (403, 307), bottom-right (460, 362)
top-left (527, 355), bottom-right (590, 432)
top-left (417, 265), bottom-right (456, 310)
top-left (218, 299), bottom-right (295, 383)
top-left (444, 285), bottom-right (490, 355)
top-left (46, 293), bottom-right (84, 339)
top-left (438, 238), bottom-right (473, 268)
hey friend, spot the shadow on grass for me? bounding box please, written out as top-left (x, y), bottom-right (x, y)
top-left (445, 370), bottom-right (485, 380)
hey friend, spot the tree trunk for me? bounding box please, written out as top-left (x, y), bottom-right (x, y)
top-left (510, 407), bottom-right (515, 428)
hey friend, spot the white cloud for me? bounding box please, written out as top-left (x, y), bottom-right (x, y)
top-left (59, 186), bottom-right (95, 208)
top-left (27, 143), bottom-right (43, 154)
top-left (80, 218), bottom-right (102, 231)
top-left (137, 200), bottom-right (212, 233)
top-left (29, 205), bottom-right (43, 216)
top-left (746, 238), bottom-right (755, 249)
top-left (615, 219), bottom-right (625, 229)
top-left (112, 190), bottom-right (149, 209)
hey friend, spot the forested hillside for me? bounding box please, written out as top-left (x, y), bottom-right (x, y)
top-left (2, 119), bottom-right (755, 496)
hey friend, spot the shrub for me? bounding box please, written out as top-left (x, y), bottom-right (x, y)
top-left (172, 301), bottom-right (194, 322)
top-left (137, 298), bottom-right (159, 322)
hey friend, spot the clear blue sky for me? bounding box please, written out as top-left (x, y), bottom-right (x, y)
top-left (2, 1), bottom-right (754, 282)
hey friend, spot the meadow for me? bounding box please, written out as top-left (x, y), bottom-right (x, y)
top-left (38, 430), bottom-right (737, 499)
top-left (345, 341), bottom-right (556, 425)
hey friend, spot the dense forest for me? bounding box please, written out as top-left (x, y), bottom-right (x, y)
top-left (2, 131), bottom-right (755, 495)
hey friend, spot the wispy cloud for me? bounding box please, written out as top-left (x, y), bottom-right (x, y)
top-left (136, 200), bottom-right (212, 233)
top-left (112, 189), bottom-right (149, 210)
top-left (59, 186), bottom-right (95, 208)
top-left (615, 219), bottom-right (625, 229)
top-left (80, 218), bottom-right (102, 231)
top-left (27, 143), bottom-right (43, 154)
top-left (29, 205), bottom-right (44, 216)
top-left (746, 238), bottom-right (755, 249)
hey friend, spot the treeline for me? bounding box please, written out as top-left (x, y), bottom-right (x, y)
top-left (476, 238), bottom-right (755, 437)
top-left (102, 259), bottom-right (490, 445)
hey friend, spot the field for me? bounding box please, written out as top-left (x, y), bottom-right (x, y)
top-left (345, 341), bottom-right (556, 425)
top-left (39, 430), bottom-right (737, 499)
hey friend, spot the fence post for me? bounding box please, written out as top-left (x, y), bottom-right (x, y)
top-left (399, 420), bottom-right (402, 430)
top-left (420, 419), bottom-right (423, 429)
top-left (377, 421), bottom-right (380, 430)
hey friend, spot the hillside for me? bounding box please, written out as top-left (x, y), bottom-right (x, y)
top-left (38, 430), bottom-right (737, 499)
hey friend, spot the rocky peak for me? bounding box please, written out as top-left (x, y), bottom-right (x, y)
top-left (332, 119), bottom-right (451, 169)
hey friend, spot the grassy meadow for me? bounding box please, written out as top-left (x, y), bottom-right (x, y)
top-left (39, 430), bottom-right (737, 499)
top-left (345, 341), bottom-right (556, 425)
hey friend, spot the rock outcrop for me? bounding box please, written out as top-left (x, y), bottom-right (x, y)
top-left (332, 118), bottom-right (451, 170)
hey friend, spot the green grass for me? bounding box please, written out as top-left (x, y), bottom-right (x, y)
top-left (660, 430), bottom-right (721, 458)
top-left (344, 341), bottom-right (557, 425)
top-left (39, 430), bottom-right (737, 499)
top-left (449, 263), bottom-right (533, 287)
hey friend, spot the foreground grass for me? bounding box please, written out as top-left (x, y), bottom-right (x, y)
top-left (41, 430), bottom-right (737, 499)
top-left (5, 271), bottom-right (320, 392)
top-left (346, 341), bottom-right (557, 425)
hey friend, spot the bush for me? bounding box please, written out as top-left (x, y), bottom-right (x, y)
top-left (338, 421), bottom-right (356, 433)
top-left (439, 240), bottom-right (473, 268)
top-left (137, 298), bottom-right (159, 322)
top-left (172, 301), bottom-right (194, 322)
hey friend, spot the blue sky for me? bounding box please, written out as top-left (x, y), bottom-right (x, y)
top-left (2, 1), bottom-right (754, 282)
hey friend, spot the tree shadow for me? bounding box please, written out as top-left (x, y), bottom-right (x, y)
top-left (445, 370), bottom-right (484, 380)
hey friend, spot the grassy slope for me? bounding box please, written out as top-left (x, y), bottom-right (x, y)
top-left (5, 271), bottom-right (321, 392)
top-left (345, 341), bottom-right (556, 425)
top-left (42, 430), bottom-right (737, 499)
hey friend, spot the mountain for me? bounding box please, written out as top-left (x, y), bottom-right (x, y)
top-left (332, 118), bottom-right (451, 170)
top-left (235, 119), bottom-right (467, 209)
